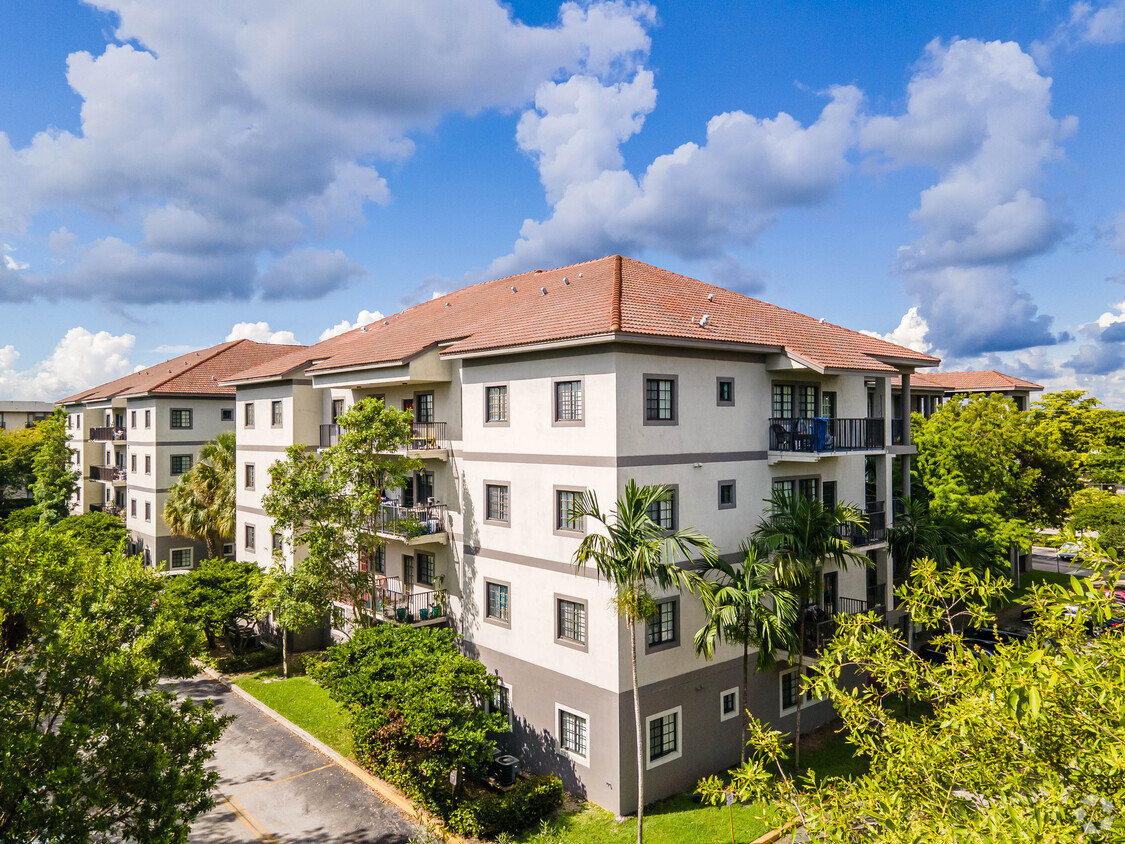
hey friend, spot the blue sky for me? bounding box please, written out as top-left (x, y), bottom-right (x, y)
top-left (1, 1), bottom-right (1124, 403)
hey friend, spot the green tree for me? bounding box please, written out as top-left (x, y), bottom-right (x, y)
top-left (570, 480), bottom-right (718, 843)
top-left (694, 541), bottom-right (797, 764)
top-left (1067, 487), bottom-right (1125, 534)
top-left (163, 430), bottom-right (236, 558)
top-left (0, 423), bottom-right (42, 506)
top-left (30, 408), bottom-right (78, 525)
top-left (254, 563), bottom-right (331, 678)
top-left (165, 558), bottom-right (264, 650)
top-left (310, 624), bottom-right (505, 810)
top-left (887, 497), bottom-right (1000, 581)
top-left (264, 397), bottom-right (419, 629)
top-left (0, 523), bottom-right (229, 842)
top-left (753, 488), bottom-right (867, 771)
top-left (701, 558), bottom-right (1125, 843)
top-left (58, 509), bottom-right (128, 555)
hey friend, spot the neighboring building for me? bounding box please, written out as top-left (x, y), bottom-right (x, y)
top-left (894, 370), bottom-right (1044, 418)
top-left (57, 340), bottom-right (301, 571)
top-left (222, 255), bottom-right (938, 813)
top-left (0, 400), bottom-right (54, 430)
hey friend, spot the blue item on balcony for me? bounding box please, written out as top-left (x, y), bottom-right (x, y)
top-left (813, 417), bottom-right (829, 451)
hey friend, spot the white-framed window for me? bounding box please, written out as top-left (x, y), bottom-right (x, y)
top-left (170, 548), bottom-right (192, 569)
top-left (223, 543), bottom-right (234, 558)
top-left (170, 408), bottom-right (193, 429)
top-left (144, 409), bottom-right (151, 429)
top-left (144, 454), bottom-right (151, 475)
top-left (646, 705), bottom-right (682, 769)
top-left (130, 410), bottom-right (137, 428)
top-left (130, 499), bottom-right (137, 518)
top-left (555, 704), bottom-right (589, 766)
top-left (780, 667), bottom-right (822, 714)
top-left (130, 454), bottom-right (137, 473)
top-left (720, 687), bottom-right (739, 722)
top-left (485, 384), bottom-right (508, 424)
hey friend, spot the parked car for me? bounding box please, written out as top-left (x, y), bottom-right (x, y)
top-left (1057, 542), bottom-right (1082, 562)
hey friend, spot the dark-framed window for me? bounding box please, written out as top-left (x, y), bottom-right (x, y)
top-left (557, 598), bottom-right (587, 645)
top-left (717, 377), bottom-right (735, 406)
top-left (773, 477), bottom-right (819, 501)
top-left (821, 391), bottom-right (837, 419)
top-left (417, 551), bottom-right (435, 586)
top-left (559, 709), bottom-right (587, 758)
top-left (415, 392), bottom-right (435, 424)
top-left (781, 668), bottom-right (819, 712)
top-left (245, 524), bottom-right (256, 550)
top-left (485, 385), bottom-right (508, 424)
top-left (416, 471), bottom-right (434, 504)
top-left (170, 549), bottom-right (192, 569)
top-left (822, 480), bottom-right (838, 510)
top-left (245, 463), bottom-right (255, 490)
top-left (645, 488), bottom-right (676, 530)
top-left (718, 480), bottom-right (736, 510)
top-left (772, 383), bottom-right (817, 419)
top-left (130, 410), bottom-right (136, 428)
top-left (722, 690), bottom-right (738, 717)
top-left (244, 403), bottom-right (255, 427)
top-left (555, 488), bottom-right (584, 533)
top-left (554, 379), bottom-right (583, 423)
top-left (648, 710), bottom-right (678, 762)
top-left (644, 376), bottom-right (676, 423)
top-left (272, 532), bottom-right (283, 553)
top-left (144, 502), bottom-right (151, 522)
top-left (170, 408), bottom-right (192, 429)
top-left (486, 581), bottom-right (510, 624)
top-left (144, 409), bottom-right (151, 429)
top-left (485, 483), bottom-right (510, 524)
top-left (170, 454), bottom-right (192, 475)
top-left (492, 685), bottom-right (511, 720)
top-left (271, 400), bottom-right (283, 427)
top-left (374, 544), bottom-right (385, 574)
top-left (221, 408), bottom-right (234, 421)
top-left (647, 598), bottom-right (678, 650)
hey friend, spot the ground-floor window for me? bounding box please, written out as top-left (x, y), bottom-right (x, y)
top-left (557, 705), bottom-right (589, 764)
top-left (646, 705), bottom-right (682, 768)
top-left (170, 548), bottom-right (192, 569)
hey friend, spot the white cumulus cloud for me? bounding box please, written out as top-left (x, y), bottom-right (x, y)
top-left (319, 309), bottom-right (385, 341)
top-left (225, 322), bottom-right (299, 345)
top-left (861, 307), bottom-right (932, 354)
top-left (0, 327), bottom-right (135, 401)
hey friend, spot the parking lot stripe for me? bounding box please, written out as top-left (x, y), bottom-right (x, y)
top-left (229, 763), bottom-right (335, 798)
top-left (222, 795), bottom-right (279, 844)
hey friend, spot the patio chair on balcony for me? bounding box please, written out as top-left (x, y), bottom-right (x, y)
top-left (770, 423), bottom-right (792, 451)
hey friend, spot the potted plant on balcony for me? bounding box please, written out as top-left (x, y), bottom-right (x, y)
top-left (431, 575), bottom-right (446, 618)
top-left (401, 517), bottom-right (426, 540)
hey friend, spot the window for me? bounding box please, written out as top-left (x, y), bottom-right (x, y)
top-left (554, 379), bottom-right (583, 424)
top-left (244, 403), bottom-right (255, 427)
top-left (416, 471), bottom-right (434, 504)
top-left (485, 385), bottom-right (508, 424)
top-left (271, 400), bottom-right (283, 427)
top-left (415, 392), bottom-right (435, 424)
top-left (821, 391), bottom-right (837, 419)
top-left (170, 454), bottom-right (192, 475)
top-left (170, 549), bottom-right (192, 569)
top-left (417, 552), bottom-right (435, 586)
top-left (130, 410), bottom-right (136, 428)
top-left (644, 376), bottom-right (677, 424)
top-left (555, 488), bottom-right (584, 534)
top-left (718, 480), bottom-right (736, 510)
top-left (822, 481), bottom-right (837, 511)
top-left (221, 408), bottom-right (234, 421)
top-left (773, 383), bottom-right (817, 419)
top-left (485, 483), bottom-right (510, 525)
top-left (130, 499), bottom-right (137, 518)
top-left (781, 668), bottom-right (821, 712)
top-left (170, 408), bottom-right (192, 429)
top-left (647, 598), bottom-right (678, 651)
top-left (717, 377), bottom-right (735, 406)
top-left (144, 502), bottom-right (151, 522)
top-left (556, 597), bottom-right (587, 646)
top-left (223, 543), bottom-right (234, 558)
top-left (645, 487), bottom-right (676, 530)
top-left (773, 477), bottom-right (819, 501)
top-left (374, 544), bottom-right (385, 574)
top-left (647, 708), bottom-right (680, 766)
top-left (245, 524), bottom-right (256, 550)
top-left (721, 688), bottom-right (739, 721)
top-left (245, 463), bottom-right (255, 490)
top-left (144, 454), bottom-right (151, 475)
top-left (130, 454), bottom-right (137, 473)
top-left (485, 580), bottom-right (510, 625)
top-left (144, 409), bottom-right (151, 429)
top-left (558, 708), bottom-right (588, 761)
top-left (491, 684), bottom-right (512, 723)
top-left (331, 398), bottom-right (344, 422)
top-left (272, 532), bottom-right (283, 554)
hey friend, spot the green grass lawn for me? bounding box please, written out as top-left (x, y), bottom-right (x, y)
top-left (515, 792), bottom-right (783, 844)
top-left (233, 671), bottom-right (353, 757)
top-left (1008, 568), bottom-right (1078, 604)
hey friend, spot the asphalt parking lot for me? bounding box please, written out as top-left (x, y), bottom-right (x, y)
top-left (167, 675), bottom-right (423, 844)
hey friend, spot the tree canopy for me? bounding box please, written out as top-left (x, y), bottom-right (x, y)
top-left (30, 408), bottom-right (78, 525)
top-left (0, 423), bottom-right (42, 507)
top-left (165, 557), bottom-right (264, 649)
top-left (0, 522), bottom-right (229, 842)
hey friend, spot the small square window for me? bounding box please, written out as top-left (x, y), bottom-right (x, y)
top-left (223, 543), bottom-right (235, 558)
top-left (720, 687), bottom-right (739, 722)
top-left (221, 408), bottom-right (234, 421)
top-left (170, 454), bottom-right (193, 475)
top-left (271, 400), bottom-right (283, 427)
top-left (245, 524), bottom-right (256, 550)
top-left (170, 549), bottom-right (192, 569)
top-left (558, 708), bottom-right (587, 760)
top-left (245, 463), bottom-right (255, 490)
top-left (244, 403), bottom-right (255, 427)
top-left (554, 379), bottom-right (583, 424)
top-left (485, 483), bottom-right (510, 525)
top-left (170, 408), bottom-right (192, 429)
top-left (557, 598), bottom-right (587, 646)
top-left (486, 581), bottom-right (510, 625)
top-left (644, 376), bottom-right (677, 424)
top-left (485, 385), bottom-right (508, 424)
top-left (718, 480), bottom-right (736, 510)
top-left (717, 378), bottom-right (735, 406)
top-left (144, 409), bottom-right (151, 429)
top-left (647, 598), bottom-right (678, 651)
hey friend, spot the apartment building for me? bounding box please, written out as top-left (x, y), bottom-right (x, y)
top-left (223, 256), bottom-right (938, 813)
top-left (894, 370), bottom-right (1044, 418)
top-left (0, 400), bottom-right (54, 430)
top-left (58, 340), bottom-right (300, 571)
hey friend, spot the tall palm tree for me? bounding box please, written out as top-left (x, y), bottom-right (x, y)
top-left (570, 480), bottom-right (719, 844)
top-left (163, 431), bottom-right (236, 558)
top-left (694, 541), bottom-right (798, 764)
top-left (753, 488), bottom-right (867, 771)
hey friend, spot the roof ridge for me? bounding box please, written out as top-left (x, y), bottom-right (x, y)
top-left (611, 254), bottom-right (623, 332)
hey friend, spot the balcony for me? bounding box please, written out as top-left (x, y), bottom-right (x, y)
top-left (320, 421), bottom-right (448, 458)
top-left (374, 579), bottom-right (447, 626)
top-left (891, 418), bottom-right (905, 445)
top-left (376, 502), bottom-right (448, 546)
top-left (89, 465), bottom-right (126, 483)
top-left (90, 426), bottom-right (126, 442)
top-left (799, 595), bottom-right (885, 657)
top-left (768, 417), bottom-right (884, 462)
top-left (836, 501), bottom-right (887, 547)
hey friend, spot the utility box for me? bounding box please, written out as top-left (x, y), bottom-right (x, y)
top-left (494, 754), bottom-right (519, 787)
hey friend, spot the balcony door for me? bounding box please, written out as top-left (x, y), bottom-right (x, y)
top-left (822, 571), bottom-right (838, 615)
top-left (403, 555), bottom-right (414, 592)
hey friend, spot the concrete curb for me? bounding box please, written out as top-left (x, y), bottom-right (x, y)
top-left (193, 662), bottom-right (466, 843)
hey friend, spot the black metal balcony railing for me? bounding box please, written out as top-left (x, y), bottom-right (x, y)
top-left (836, 501), bottom-right (887, 546)
top-left (768, 417), bottom-right (885, 453)
top-left (800, 596), bottom-right (885, 656)
top-left (374, 585), bottom-right (446, 624)
top-left (376, 502), bottom-right (448, 541)
top-left (320, 420), bottom-right (448, 451)
top-left (90, 465), bottom-right (126, 482)
top-left (90, 426), bottom-right (126, 442)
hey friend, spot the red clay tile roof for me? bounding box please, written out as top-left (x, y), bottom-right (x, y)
top-left (225, 256), bottom-right (939, 382)
top-left (57, 340), bottom-right (303, 404)
top-left (896, 370), bottom-right (1043, 393)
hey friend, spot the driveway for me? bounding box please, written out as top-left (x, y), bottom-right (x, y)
top-left (167, 675), bottom-right (423, 844)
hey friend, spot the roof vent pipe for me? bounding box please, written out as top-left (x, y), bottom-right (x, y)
top-left (562, 276), bottom-right (569, 284)
top-left (707, 293), bottom-right (714, 301)
top-left (511, 286), bottom-right (517, 292)
top-left (700, 314), bottom-right (710, 327)
top-left (578, 273), bottom-right (583, 278)
top-left (541, 287), bottom-right (547, 295)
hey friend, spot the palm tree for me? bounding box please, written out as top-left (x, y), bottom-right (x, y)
top-left (694, 540), bottom-right (797, 764)
top-left (889, 497), bottom-right (998, 578)
top-left (570, 480), bottom-right (719, 844)
top-left (753, 488), bottom-right (868, 771)
top-left (163, 431), bottom-right (236, 558)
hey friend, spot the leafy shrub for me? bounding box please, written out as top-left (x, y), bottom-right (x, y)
top-left (215, 647), bottom-right (281, 674)
top-left (446, 776), bottom-right (564, 839)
